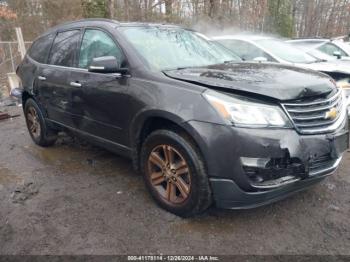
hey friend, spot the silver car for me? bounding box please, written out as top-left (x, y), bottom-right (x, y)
top-left (212, 35), bottom-right (350, 113)
top-left (212, 35), bottom-right (350, 74)
top-left (287, 39), bottom-right (350, 61)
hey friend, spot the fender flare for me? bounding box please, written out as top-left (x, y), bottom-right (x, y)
top-left (129, 108), bottom-right (208, 171)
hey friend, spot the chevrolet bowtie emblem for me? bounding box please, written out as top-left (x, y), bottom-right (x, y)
top-left (325, 108), bottom-right (337, 120)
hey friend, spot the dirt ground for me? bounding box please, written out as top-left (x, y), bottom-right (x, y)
top-left (0, 105), bottom-right (349, 256)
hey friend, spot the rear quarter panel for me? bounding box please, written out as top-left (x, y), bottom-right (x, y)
top-left (17, 56), bottom-right (39, 95)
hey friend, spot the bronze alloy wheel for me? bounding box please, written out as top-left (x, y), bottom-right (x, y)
top-left (147, 144), bottom-right (191, 205)
top-left (26, 106), bottom-right (41, 139)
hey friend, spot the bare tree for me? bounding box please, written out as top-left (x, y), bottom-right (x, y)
top-left (2, 0), bottom-right (350, 40)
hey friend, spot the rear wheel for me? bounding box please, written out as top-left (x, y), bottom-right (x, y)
top-left (24, 98), bottom-right (57, 147)
top-left (141, 129), bottom-right (212, 217)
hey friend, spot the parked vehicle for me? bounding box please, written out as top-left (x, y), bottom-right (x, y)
top-left (287, 39), bottom-right (350, 61)
top-left (290, 45), bottom-right (341, 62)
top-left (16, 20), bottom-right (348, 217)
top-left (212, 35), bottom-right (350, 77)
top-left (212, 35), bottom-right (350, 103)
top-left (286, 40), bottom-right (350, 102)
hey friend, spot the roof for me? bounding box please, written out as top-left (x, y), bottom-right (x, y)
top-left (288, 39), bottom-right (329, 44)
top-left (287, 40), bottom-right (324, 49)
top-left (39, 19), bottom-right (184, 38)
top-left (211, 34), bottom-right (274, 41)
top-left (117, 22), bottom-right (182, 28)
top-left (40, 18), bottom-right (118, 36)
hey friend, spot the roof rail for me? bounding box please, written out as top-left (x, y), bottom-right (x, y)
top-left (290, 37), bottom-right (327, 40)
top-left (49, 18), bottom-right (119, 31)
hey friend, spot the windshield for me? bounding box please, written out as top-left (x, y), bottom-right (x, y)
top-left (256, 39), bottom-right (317, 63)
top-left (120, 27), bottom-right (240, 71)
top-left (209, 41), bottom-right (242, 61)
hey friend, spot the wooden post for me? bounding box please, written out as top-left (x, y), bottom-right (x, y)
top-left (15, 27), bottom-right (26, 59)
top-left (7, 72), bottom-right (20, 94)
top-left (8, 43), bottom-right (15, 72)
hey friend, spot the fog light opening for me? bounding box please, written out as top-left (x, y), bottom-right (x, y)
top-left (241, 157), bottom-right (304, 189)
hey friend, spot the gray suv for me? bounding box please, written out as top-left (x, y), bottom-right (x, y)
top-left (16, 19), bottom-right (349, 217)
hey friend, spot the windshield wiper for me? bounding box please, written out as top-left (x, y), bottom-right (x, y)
top-left (176, 66), bottom-right (193, 70)
top-left (224, 60), bottom-right (239, 64)
top-left (174, 65), bottom-right (207, 70)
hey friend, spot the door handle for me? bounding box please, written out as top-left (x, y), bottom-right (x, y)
top-left (38, 76), bottom-right (46, 81)
top-left (70, 82), bottom-right (82, 87)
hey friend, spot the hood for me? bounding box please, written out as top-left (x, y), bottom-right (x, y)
top-left (297, 61), bottom-right (350, 75)
top-left (164, 62), bottom-right (337, 101)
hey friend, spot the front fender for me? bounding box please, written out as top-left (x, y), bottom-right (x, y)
top-left (129, 108), bottom-right (211, 172)
top-left (129, 108), bottom-right (189, 146)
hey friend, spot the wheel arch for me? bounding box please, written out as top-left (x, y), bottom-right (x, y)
top-left (22, 90), bottom-right (33, 108)
top-left (22, 91), bottom-right (52, 126)
top-left (130, 110), bottom-right (208, 172)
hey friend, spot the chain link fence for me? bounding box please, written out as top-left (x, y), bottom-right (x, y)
top-left (0, 41), bottom-right (31, 97)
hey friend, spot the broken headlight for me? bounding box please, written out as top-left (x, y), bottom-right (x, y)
top-left (337, 78), bottom-right (350, 100)
top-left (204, 90), bottom-right (291, 127)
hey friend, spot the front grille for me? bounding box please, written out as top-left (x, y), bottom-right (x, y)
top-left (282, 90), bottom-right (344, 134)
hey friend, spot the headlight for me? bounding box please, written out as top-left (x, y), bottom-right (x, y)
top-left (203, 90), bottom-right (291, 127)
top-left (337, 78), bottom-right (350, 98)
top-left (337, 79), bottom-right (350, 108)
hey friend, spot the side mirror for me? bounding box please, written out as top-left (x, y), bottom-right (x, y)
top-left (253, 57), bottom-right (268, 62)
top-left (88, 56), bottom-right (127, 74)
top-left (333, 51), bottom-right (342, 59)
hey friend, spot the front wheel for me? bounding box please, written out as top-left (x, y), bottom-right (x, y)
top-left (140, 129), bottom-right (212, 217)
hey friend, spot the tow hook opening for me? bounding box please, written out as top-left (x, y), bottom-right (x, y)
top-left (241, 156), bottom-right (305, 189)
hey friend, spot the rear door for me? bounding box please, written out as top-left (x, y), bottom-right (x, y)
top-left (22, 33), bottom-right (54, 108)
top-left (37, 29), bottom-right (81, 126)
top-left (69, 28), bottom-right (130, 145)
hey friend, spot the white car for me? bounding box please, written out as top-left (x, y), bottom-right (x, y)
top-left (286, 40), bottom-right (350, 75)
top-left (286, 40), bottom-right (350, 107)
top-left (212, 35), bottom-right (350, 113)
top-left (212, 35), bottom-right (350, 73)
top-left (287, 39), bottom-right (350, 61)
top-left (212, 35), bottom-right (350, 77)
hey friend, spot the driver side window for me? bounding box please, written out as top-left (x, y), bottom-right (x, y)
top-left (318, 43), bottom-right (347, 57)
top-left (79, 29), bottom-right (124, 69)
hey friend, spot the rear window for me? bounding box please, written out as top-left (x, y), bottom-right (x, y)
top-left (48, 30), bottom-right (81, 67)
top-left (28, 34), bottom-right (54, 63)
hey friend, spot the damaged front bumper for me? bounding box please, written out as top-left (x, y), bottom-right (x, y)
top-left (210, 170), bottom-right (337, 209)
top-left (187, 119), bottom-right (348, 209)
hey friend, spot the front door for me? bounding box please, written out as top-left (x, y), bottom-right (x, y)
top-left (69, 28), bottom-right (130, 146)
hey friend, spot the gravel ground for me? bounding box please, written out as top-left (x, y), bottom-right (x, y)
top-left (0, 105), bottom-right (349, 256)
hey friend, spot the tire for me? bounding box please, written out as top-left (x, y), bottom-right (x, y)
top-left (140, 129), bottom-right (212, 217)
top-left (24, 98), bottom-right (57, 147)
